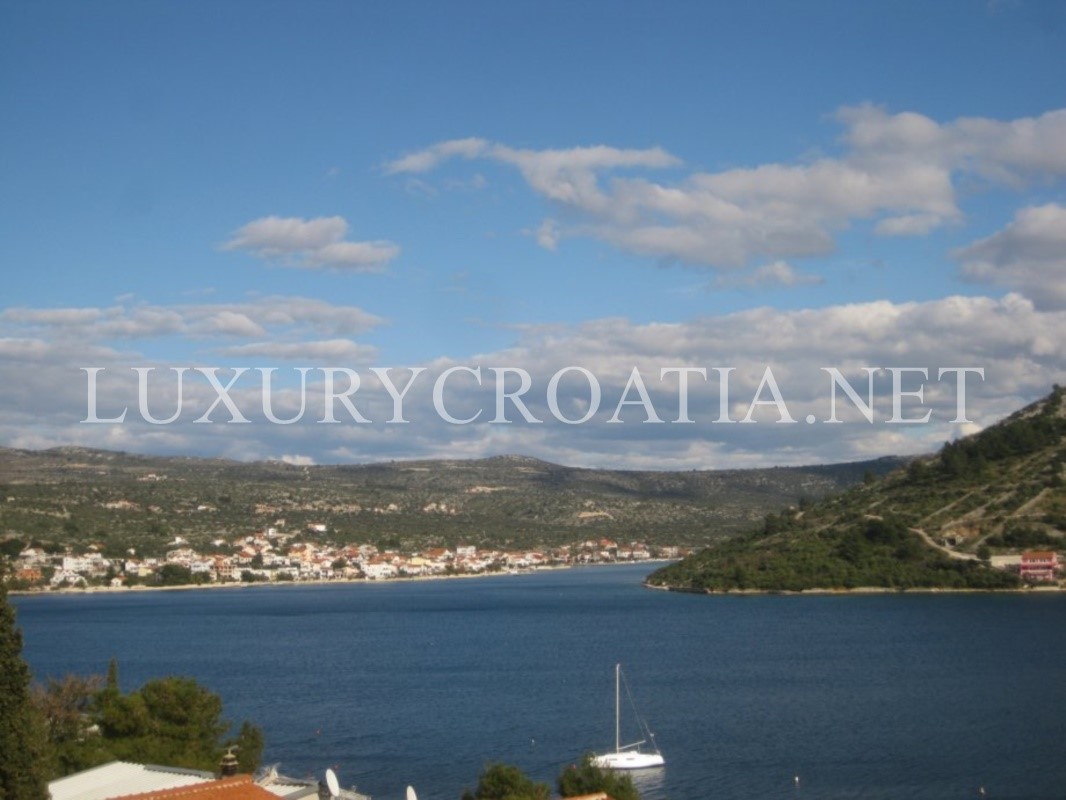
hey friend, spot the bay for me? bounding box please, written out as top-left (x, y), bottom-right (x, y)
top-left (12, 565), bottom-right (1066, 800)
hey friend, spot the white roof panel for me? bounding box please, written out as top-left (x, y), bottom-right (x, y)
top-left (49, 761), bottom-right (214, 800)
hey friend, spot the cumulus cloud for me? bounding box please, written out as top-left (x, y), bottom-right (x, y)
top-left (3, 291), bottom-right (1059, 470)
top-left (385, 106), bottom-right (1066, 271)
top-left (222, 215), bottom-right (399, 271)
top-left (954, 203), bottom-right (1066, 310)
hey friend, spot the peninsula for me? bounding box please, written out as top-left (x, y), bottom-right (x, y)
top-left (647, 387), bottom-right (1065, 593)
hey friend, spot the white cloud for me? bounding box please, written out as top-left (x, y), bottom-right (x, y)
top-left (0, 337), bottom-right (67, 361)
top-left (225, 215), bottom-right (348, 253)
top-left (1, 291), bottom-right (1061, 469)
top-left (534, 219), bottom-right (561, 251)
top-left (244, 296), bottom-right (383, 338)
top-left (384, 106), bottom-right (1066, 271)
top-left (838, 105), bottom-right (1066, 182)
top-left (0, 296), bottom-right (384, 344)
top-left (711, 261), bottom-right (824, 289)
top-left (955, 204), bottom-right (1066, 310)
top-left (384, 138), bottom-right (492, 174)
top-left (309, 240), bottom-right (400, 269)
top-left (200, 310), bottom-right (267, 338)
top-left (387, 141), bottom-right (681, 218)
top-left (278, 454), bottom-right (316, 466)
top-left (217, 339), bottom-right (378, 362)
top-left (222, 215), bottom-right (399, 271)
top-left (0, 308), bottom-right (105, 326)
top-left (873, 213), bottom-right (945, 236)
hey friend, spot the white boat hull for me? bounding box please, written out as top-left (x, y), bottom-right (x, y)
top-left (591, 751), bottom-right (665, 770)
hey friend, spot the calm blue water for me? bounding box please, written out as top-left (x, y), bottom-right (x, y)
top-left (12, 565), bottom-right (1066, 800)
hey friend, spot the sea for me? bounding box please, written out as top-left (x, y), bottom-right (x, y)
top-left (12, 564), bottom-right (1066, 800)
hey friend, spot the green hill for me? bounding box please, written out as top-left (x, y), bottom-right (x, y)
top-left (646, 386), bottom-right (1066, 593)
top-left (0, 448), bottom-right (901, 559)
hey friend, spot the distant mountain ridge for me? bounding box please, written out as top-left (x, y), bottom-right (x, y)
top-left (647, 386), bottom-right (1066, 592)
top-left (0, 445), bottom-right (904, 558)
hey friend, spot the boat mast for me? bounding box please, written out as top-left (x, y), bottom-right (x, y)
top-left (614, 663), bottom-right (621, 754)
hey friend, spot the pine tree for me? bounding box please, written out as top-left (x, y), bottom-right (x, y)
top-left (0, 566), bottom-right (51, 800)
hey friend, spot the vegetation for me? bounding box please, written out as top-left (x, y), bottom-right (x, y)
top-left (648, 388), bottom-right (1065, 592)
top-left (649, 513), bottom-right (1021, 592)
top-left (0, 566), bottom-right (50, 800)
top-left (156, 564), bottom-right (206, 586)
top-left (32, 658), bottom-right (263, 778)
top-left (459, 757), bottom-right (643, 800)
top-left (0, 577), bottom-right (264, 784)
top-left (558, 754), bottom-right (640, 800)
top-left (460, 763), bottom-right (550, 800)
top-left (0, 448), bottom-right (902, 558)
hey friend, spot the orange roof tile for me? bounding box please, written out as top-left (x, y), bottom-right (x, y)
top-left (114, 776), bottom-right (277, 800)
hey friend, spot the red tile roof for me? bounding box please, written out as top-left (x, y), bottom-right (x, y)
top-left (114, 776), bottom-right (277, 800)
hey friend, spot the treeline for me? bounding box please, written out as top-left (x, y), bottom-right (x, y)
top-left (985, 523), bottom-right (1061, 549)
top-left (35, 659), bottom-right (263, 778)
top-left (647, 387), bottom-right (1066, 593)
top-left (461, 757), bottom-right (640, 800)
top-left (922, 385), bottom-right (1065, 483)
top-left (648, 514), bottom-right (1021, 593)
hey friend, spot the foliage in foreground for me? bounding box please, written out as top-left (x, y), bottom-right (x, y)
top-left (460, 763), bottom-right (550, 800)
top-left (33, 659), bottom-right (263, 778)
top-left (461, 757), bottom-right (642, 800)
top-left (558, 754), bottom-right (640, 800)
top-left (0, 568), bottom-right (50, 800)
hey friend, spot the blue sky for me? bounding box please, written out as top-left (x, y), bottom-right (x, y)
top-left (1, 1), bottom-right (1064, 468)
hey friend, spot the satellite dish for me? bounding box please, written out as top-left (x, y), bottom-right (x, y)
top-left (325, 769), bottom-right (340, 798)
top-left (406, 787), bottom-right (418, 800)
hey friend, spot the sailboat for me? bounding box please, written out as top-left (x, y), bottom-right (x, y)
top-left (591, 663), bottom-right (665, 770)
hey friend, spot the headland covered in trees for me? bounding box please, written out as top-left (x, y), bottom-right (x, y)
top-left (648, 387), bottom-right (1066, 593)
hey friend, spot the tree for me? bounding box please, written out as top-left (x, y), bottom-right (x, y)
top-left (230, 722), bottom-right (264, 774)
top-left (94, 676), bottom-right (227, 771)
top-left (37, 661), bottom-right (268, 777)
top-left (156, 564), bottom-right (193, 586)
top-left (0, 564), bottom-right (51, 800)
top-left (557, 755), bottom-right (640, 800)
top-left (460, 763), bottom-right (550, 800)
top-left (32, 674), bottom-right (108, 776)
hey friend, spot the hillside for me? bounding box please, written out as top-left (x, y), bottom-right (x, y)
top-left (647, 387), bottom-right (1066, 592)
top-left (0, 448), bottom-right (902, 559)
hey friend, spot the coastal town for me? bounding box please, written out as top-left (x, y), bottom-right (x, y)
top-left (5, 525), bottom-right (688, 592)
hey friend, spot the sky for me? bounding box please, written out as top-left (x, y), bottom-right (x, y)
top-left (1, 0), bottom-right (1064, 470)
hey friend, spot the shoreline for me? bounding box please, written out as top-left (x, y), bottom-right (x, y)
top-left (13, 561), bottom-right (1062, 599)
top-left (643, 581), bottom-right (1066, 595)
top-left (9, 559), bottom-right (674, 599)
